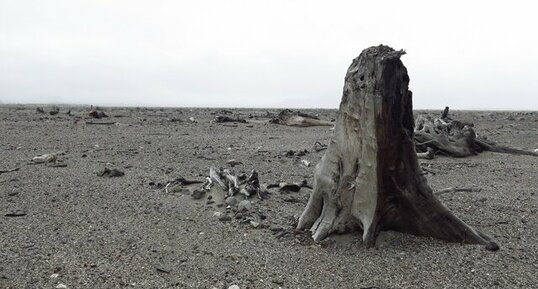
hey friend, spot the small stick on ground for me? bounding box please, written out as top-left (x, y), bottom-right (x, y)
top-left (165, 182), bottom-right (171, 194)
top-left (313, 141), bottom-right (328, 152)
top-left (0, 167), bottom-right (20, 175)
top-left (435, 187), bottom-right (482, 196)
top-left (85, 121), bottom-right (116, 125)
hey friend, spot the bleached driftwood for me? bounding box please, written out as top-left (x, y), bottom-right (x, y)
top-left (414, 107), bottom-right (538, 157)
top-left (270, 109), bottom-right (333, 127)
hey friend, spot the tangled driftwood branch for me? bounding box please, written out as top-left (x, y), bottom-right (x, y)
top-left (414, 107), bottom-right (537, 158)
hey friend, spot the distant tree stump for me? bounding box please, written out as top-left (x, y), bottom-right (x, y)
top-left (297, 45), bottom-right (499, 251)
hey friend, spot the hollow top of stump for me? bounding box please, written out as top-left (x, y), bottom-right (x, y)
top-left (358, 45), bottom-right (406, 62)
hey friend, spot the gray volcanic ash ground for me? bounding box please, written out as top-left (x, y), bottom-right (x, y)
top-left (0, 106), bottom-right (537, 288)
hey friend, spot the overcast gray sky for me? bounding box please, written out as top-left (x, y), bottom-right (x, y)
top-left (1, 0), bottom-right (537, 109)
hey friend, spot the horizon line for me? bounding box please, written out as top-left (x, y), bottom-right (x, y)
top-left (0, 102), bottom-right (537, 112)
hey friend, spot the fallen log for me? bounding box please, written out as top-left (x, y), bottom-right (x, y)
top-left (270, 109), bottom-right (333, 127)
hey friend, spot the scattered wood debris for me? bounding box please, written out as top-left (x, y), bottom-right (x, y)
top-left (415, 106), bottom-right (538, 158)
top-left (210, 109), bottom-right (233, 115)
top-left (313, 141), bottom-right (328, 152)
top-left (270, 109), bottom-right (334, 127)
top-left (285, 149), bottom-right (308, 158)
top-left (214, 115), bottom-right (247, 123)
top-left (267, 179), bottom-right (312, 192)
top-left (205, 167), bottom-right (267, 199)
top-left (49, 106), bottom-right (60, 116)
top-left (89, 106), bottom-right (108, 119)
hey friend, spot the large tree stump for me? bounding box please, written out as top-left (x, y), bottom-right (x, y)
top-left (297, 45), bottom-right (499, 251)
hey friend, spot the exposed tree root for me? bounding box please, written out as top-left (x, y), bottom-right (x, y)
top-left (414, 107), bottom-right (537, 158)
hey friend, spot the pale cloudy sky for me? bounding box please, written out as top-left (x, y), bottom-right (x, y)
top-left (1, 0), bottom-right (537, 109)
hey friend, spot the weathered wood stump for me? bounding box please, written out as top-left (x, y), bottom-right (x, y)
top-left (297, 45), bottom-right (499, 250)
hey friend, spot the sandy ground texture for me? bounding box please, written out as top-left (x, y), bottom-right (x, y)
top-left (0, 105), bottom-right (537, 289)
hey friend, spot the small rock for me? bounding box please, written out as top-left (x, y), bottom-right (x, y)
top-left (225, 196), bottom-right (238, 206)
top-left (211, 281), bottom-right (226, 289)
top-left (7, 191), bottom-right (19, 197)
top-left (228, 285), bottom-right (240, 289)
top-left (50, 273), bottom-right (59, 278)
top-left (213, 212), bottom-right (223, 218)
top-left (301, 159), bottom-right (311, 167)
top-left (250, 220), bottom-right (260, 228)
top-left (271, 278), bottom-right (284, 285)
top-left (189, 117), bottom-right (196, 123)
top-left (56, 284), bottom-right (67, 289)
top-left (191, 190), bottom-right (205, 199)
top-left (270, 225), bottom-right (284, 232)
top-left (237, 200), bottom-right (252, 212)
top-left (219, 215), bottom-right (232, 222)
